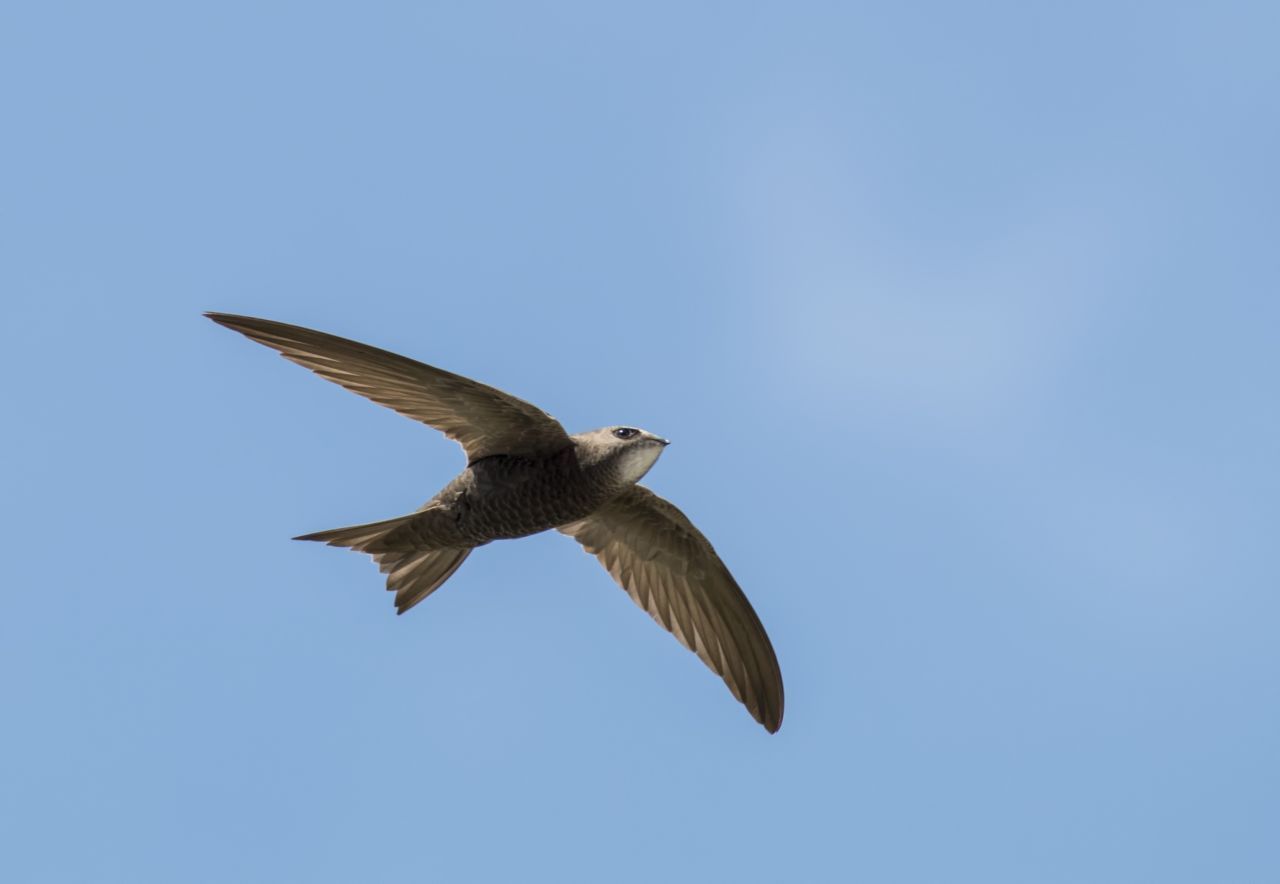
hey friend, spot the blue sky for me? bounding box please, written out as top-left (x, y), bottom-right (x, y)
top-left (3, 1), bottom-right (1278, 881)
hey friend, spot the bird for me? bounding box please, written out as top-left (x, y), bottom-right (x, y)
top-left (206, 312), bottom-right (784, 733)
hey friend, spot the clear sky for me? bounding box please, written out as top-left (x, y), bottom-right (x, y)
top-left (3, 2), bottom-right (1278, 881)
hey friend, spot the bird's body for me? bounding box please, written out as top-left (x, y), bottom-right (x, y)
top-left (207, 312), bottom-right (784, 732)
top-left (317, 440), bottom-right (656, 555)
top-left (383, 448), bottom-right (620, 549)
top-left (420, 439), bottom-right (658, 546)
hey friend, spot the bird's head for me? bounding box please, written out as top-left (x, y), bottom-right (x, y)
top-left (574, 426), bottom-right (670, 486)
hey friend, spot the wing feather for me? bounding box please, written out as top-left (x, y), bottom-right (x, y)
top-left (561, 485), bottom-right (784, 733)
top-left (207, 313), bottom-right (570, 461)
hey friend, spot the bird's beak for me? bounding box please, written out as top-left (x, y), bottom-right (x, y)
top-left (651, 436), bottom-right (670, 447)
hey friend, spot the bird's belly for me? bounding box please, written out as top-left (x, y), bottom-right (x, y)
top-left (459, 493), bottom-right (592, 543)
top-left (448, 454), bottom-right (606, 544)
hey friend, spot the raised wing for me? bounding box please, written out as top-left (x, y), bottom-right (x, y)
top-left (207, 313), bottom-right (571, 461)
top-left (560, 485), bottom-right (784, 733)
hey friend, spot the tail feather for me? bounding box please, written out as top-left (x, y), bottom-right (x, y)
top-left (376, 546), bottom-right (472, 615)
top-left (295, 514), bottom-right (471, 615)
top-left (294, 515), bottom-right (416, 551)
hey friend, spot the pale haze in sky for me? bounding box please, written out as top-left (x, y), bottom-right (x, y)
top-left (3, 2), bottom-right (1278, 882)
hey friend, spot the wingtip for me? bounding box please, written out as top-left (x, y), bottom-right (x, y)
top-left (765, 696), bottom-right (784, 734)
top-left (205, 310), bottom-right (255, 327)
top-left (205, 311), bottom-right (272, 332)
top-left (205, 311), bottom-right (241, 331)
top-left (756, 698), bottom-right (784, 734)
top-left (754, 707), bottom-right (783, 734)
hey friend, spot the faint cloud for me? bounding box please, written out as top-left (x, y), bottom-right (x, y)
top-left (722, 103), bottom-right (1113, 438)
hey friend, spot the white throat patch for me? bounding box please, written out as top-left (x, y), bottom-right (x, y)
top-left (616, 444), bottom-right (663, 485)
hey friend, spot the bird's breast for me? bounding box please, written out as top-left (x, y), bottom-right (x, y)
top-left (448, 449), bottom-right (611, 543)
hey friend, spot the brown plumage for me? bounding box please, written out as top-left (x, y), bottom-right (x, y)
top-left (207, 312), bottom-right (784, 733)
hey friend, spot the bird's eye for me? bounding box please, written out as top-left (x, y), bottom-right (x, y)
top-left (612, 427), bottom-right (639, 440)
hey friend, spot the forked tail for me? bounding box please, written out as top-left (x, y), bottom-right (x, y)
top-left (296, 514), bottom-right (472, 615)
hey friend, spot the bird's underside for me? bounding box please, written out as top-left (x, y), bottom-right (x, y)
top-left (207, 312), bottom-right (785, 733)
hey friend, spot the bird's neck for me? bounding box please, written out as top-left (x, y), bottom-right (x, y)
top-left (572, 439), bottom-right (657, 495)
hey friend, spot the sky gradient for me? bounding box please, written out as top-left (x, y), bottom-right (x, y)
top-left (3, 2), bottom-right (1278, 881)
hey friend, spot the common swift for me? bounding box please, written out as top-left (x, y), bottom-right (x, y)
top-left (207, 313), bottom-right (784, 732)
